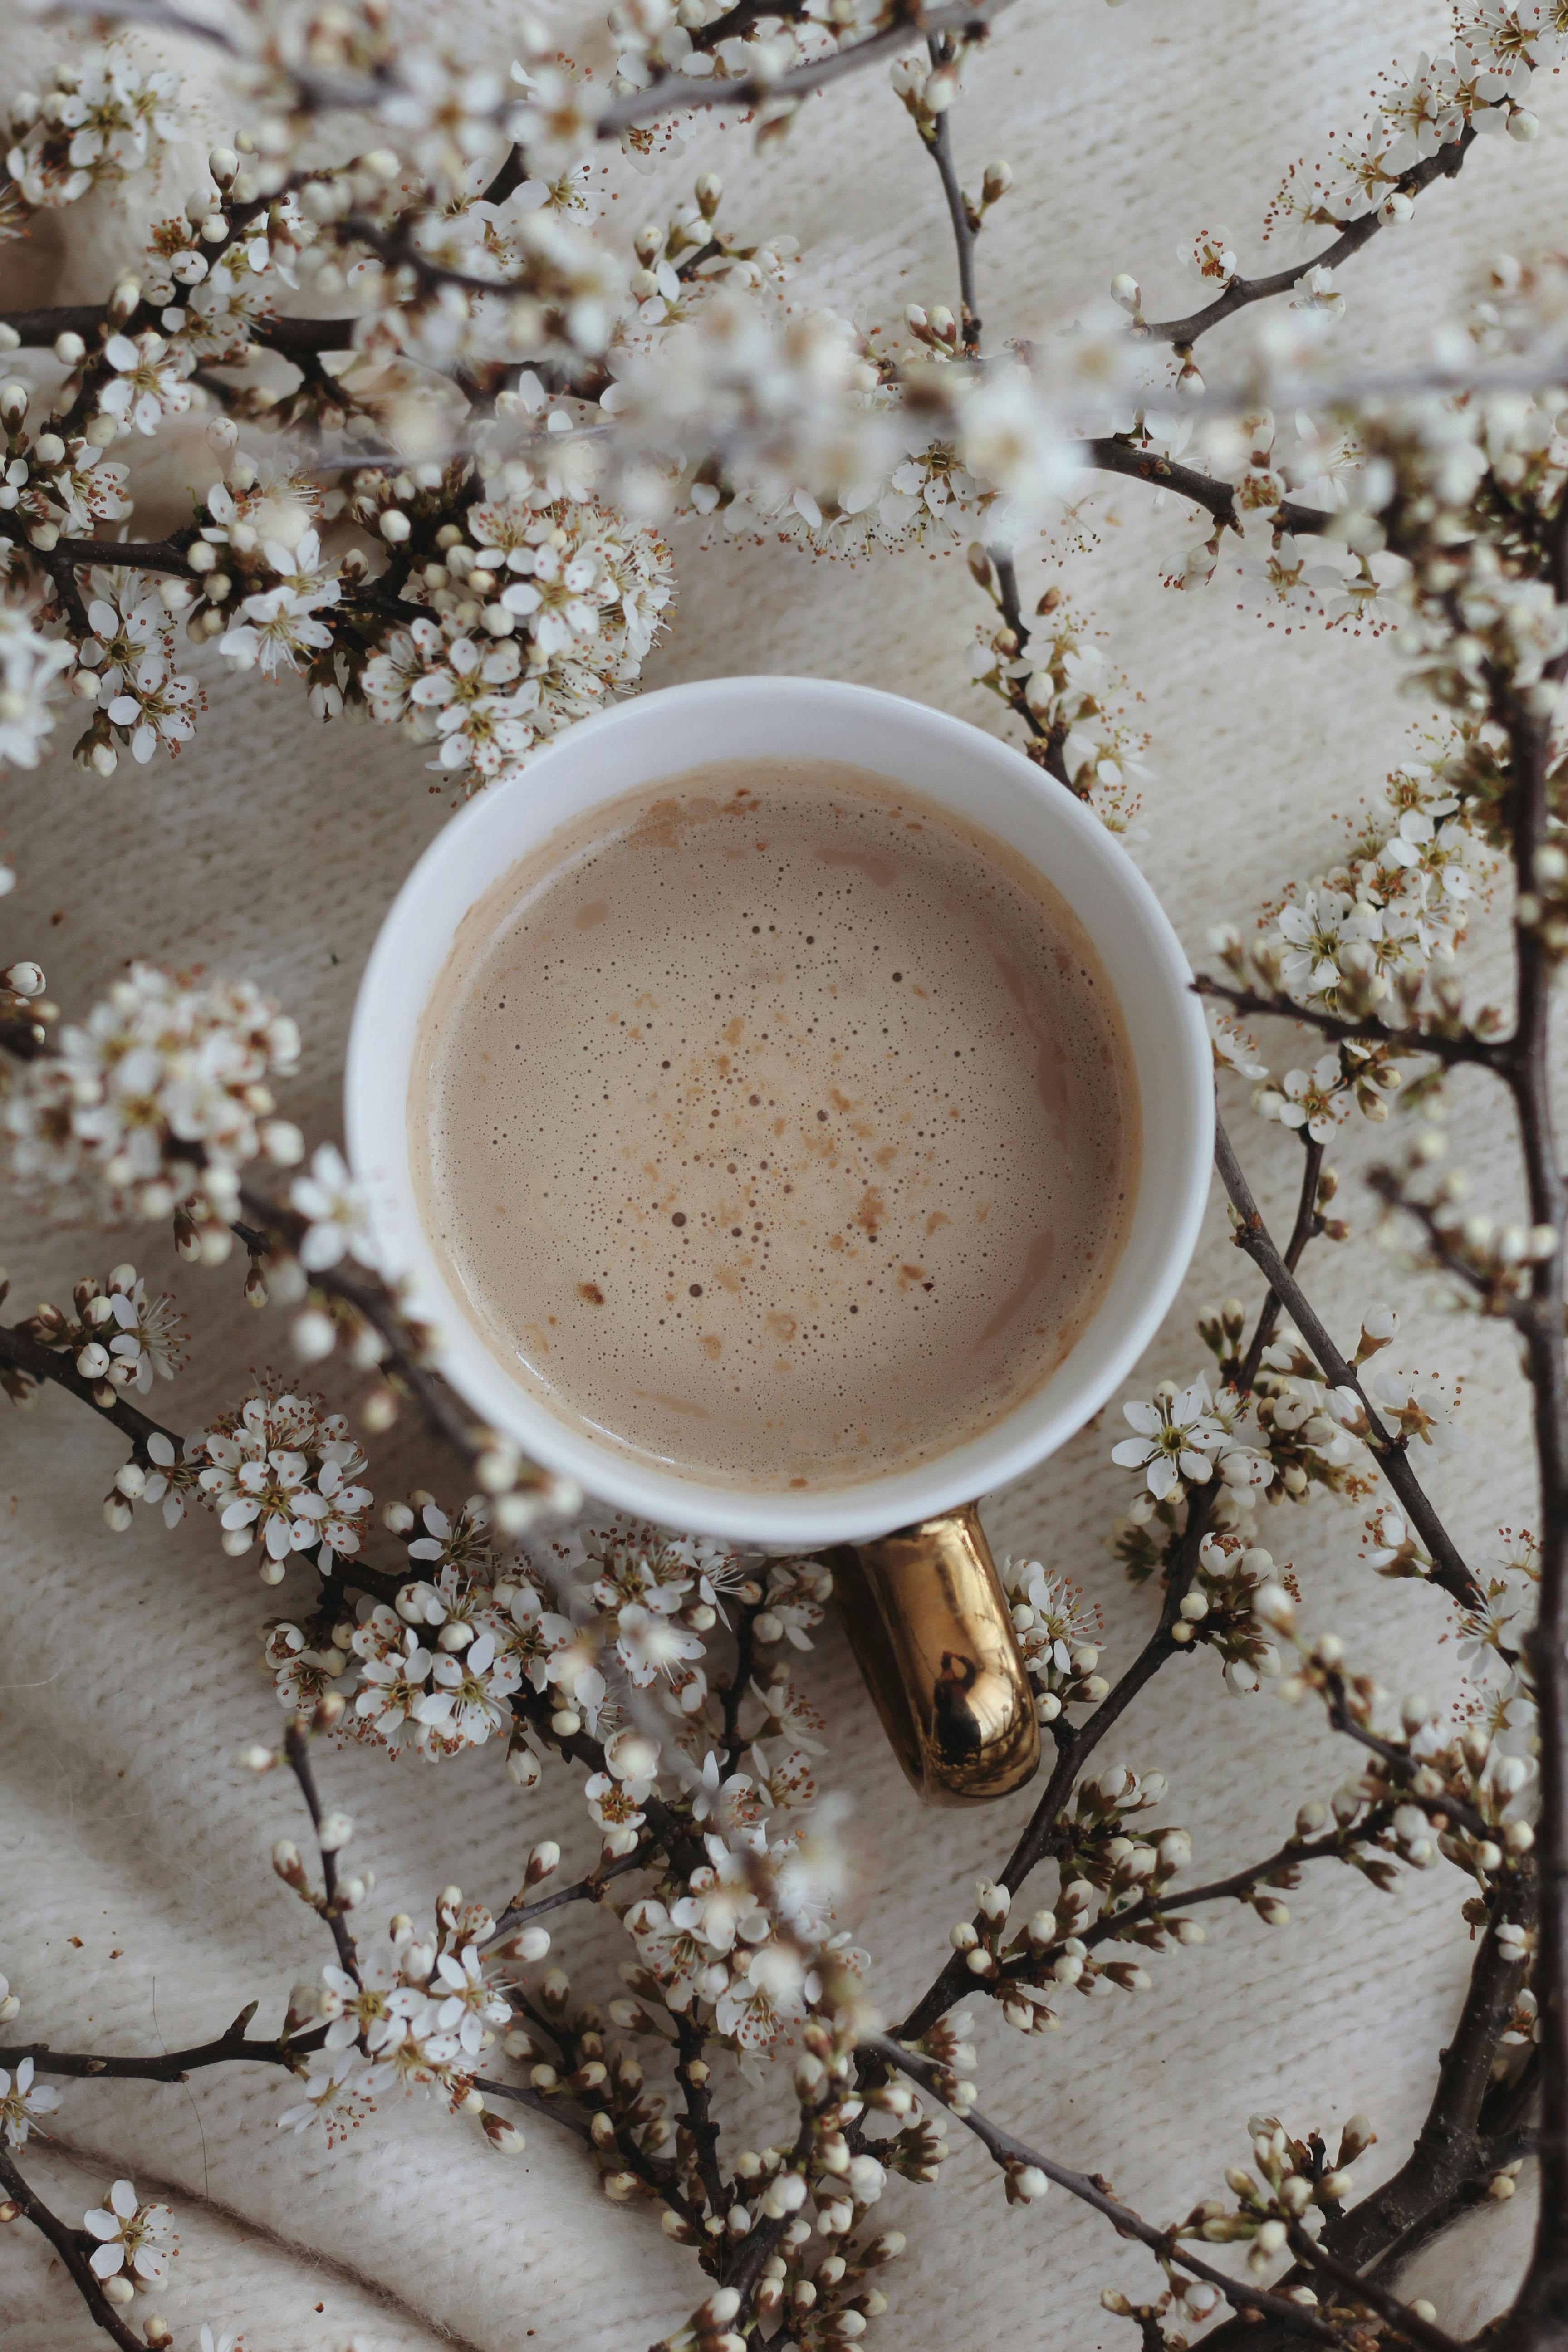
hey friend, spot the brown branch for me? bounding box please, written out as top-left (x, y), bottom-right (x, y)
top-left (232, 1194), bottom-right (495, 1470)
top-left (1197, 975), bottom-right (1509, 1072)
top-left (1078, 439), bottom-right (1331, 537)
top-left (921, 35), bottom-right (979, 352)
top-left (1201, 1894), bottom-right (1538, 2352)
top-left (1235, 1131), bottom-right (1324, 1392)
top-left (994, 1806), bottom-right (1401, 1988)
top-left (0, 2147), bottom-right (146, 2352)
top-left (468, 2071), bottom-right (596, 2146)
top-left (863, 2039), bottom-right (1352, 2347)
top-left (594, 0), bottom-right (1021, 134)
top-left (674, 2012), bottom-right (727, 2224)
top-left (1498, 659), bottom-right (1568, 2338)
top-left (52, 534), bottom-right (197, 582)
top-left (1365, 1167), bottom-right (1530, 1325)
top-left (718, 1595), bottom-right (765, 1764)
top-left (485, 1854), bottom-right (645, 1946)
top-left (0, 2011), bottom-right (326, 2082)
top-left (894, 1504), bottom-right (1211, 2046)
top-left (984, 542), bottom-right (1073, 781)
top-left (720, 2110), bottom-right (817, 2309)
top-left (1214, 1115), bottom-right (1485, 1613)
top-left (1283, 2221), bottom-right (1465, 2352)
top-left (1141, 125), bottom-right (1476, 347)
top-left (0, 1319), bottom-right (182, 1464)
top-left (1203, 974), bottom-right (1504, 1077)
top-left (282, 1720), bottom-right (361, 1984)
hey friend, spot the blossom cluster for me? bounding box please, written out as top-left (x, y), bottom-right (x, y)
top-left (10, 1260), bottom-right (184, 1398)
top-left (2, 959), bottom-right (302, 1233)
top-left (276, 1891), bottom-right (518, 2148)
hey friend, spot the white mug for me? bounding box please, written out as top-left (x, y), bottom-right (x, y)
top-left (347, 677), bottom-right (1212, 1800)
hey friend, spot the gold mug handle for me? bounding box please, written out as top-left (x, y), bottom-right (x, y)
top-left (821, 1502), bottom-right (1040, 1804)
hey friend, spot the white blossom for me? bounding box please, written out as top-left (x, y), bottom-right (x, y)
top-left (4, 965), bottom-right (300, 1222)
top-left (0, 2054), bottom-right (61, 2146)
top-left (82, 2179), bottom-right (171, 2284)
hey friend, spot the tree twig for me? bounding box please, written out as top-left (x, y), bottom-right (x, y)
top-left (1197, 975), bottom-right (1509, 1073)
top-left (1078, 439), bottom-right (1331, 537)
top-left (593, 0), bottom-right (1021, 135)
top-left (921, 37), bottom-right (979, 352)
top-left (1140, 127), bottom-right (1475, 348)
top-left (0, 2009), bottom-right (325, 2082)
top-left (0, 1320), bottom-right (182, 1463)
top-left (1214, 1115), bottom-right (1485, 1613)
top-left (282, 1720), bottom-right (361, 1985)
top-left (0, 2147), bottom-right (147, 2352)
top-left (863, 2039), bottom-right (1361, 2348)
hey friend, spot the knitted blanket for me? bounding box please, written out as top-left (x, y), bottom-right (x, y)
top-left (0, 2), bottom-right (1551, 2345)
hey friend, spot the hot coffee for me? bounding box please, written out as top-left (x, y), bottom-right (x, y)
top-left (411, 759), bottom-right (1140, 1491)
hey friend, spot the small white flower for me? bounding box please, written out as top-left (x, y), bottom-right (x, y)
top-left (0, 2054), bottom-right (61, 2146)
top-left (82, 2178), bottom-right (172, 2282)
top-left (290, 1142), bottom-right (381, 1272)
top-left (1112, 1377), bottom-right (1228, 1501)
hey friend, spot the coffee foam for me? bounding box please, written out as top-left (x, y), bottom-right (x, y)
top-left (411, 759), bottom-right (1140, 1491)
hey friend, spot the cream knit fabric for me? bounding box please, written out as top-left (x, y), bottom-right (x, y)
top-left (0, 2), bottom-right (1556, 2346)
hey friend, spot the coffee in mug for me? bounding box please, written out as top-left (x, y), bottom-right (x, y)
top-left (410, 759), bottom-right (1140, 1494)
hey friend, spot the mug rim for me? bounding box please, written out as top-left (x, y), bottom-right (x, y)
top-left (346, 675), bottom-right (1214, 1544)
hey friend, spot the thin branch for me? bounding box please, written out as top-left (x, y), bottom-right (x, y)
top-left (1196, 1898), bottom-right (1538, 2352)
top-left (893, 1517), bottom-right (1209, 2045)
top-left (594, 0), bottom-right (1022, 135)
top-left (1078, 438), bottom-right (1332, 537)
top-left (52, 534), bottom-right (197, 582)
top-left (485, 1853), bottom-right (645, 1947)
top-left (0, 2148), bottom-right (146, 2352)
top-left (0, 1319), bottom-right (182, 1464)
top-left (0, 2011), bottom-right (325, 2082)
top-left (675, 2012), bottom-right (727, 2223)
top-left (1320, 1681), bottom-right (1494, 1844)
top-left (718, 1594), bottom-right (766, 1764)
top-left (922, 34), bottom-right (979, 352)
top-left (1141, 126), bottom-right (1476, 347)
top-left (233, 1194), bottom-right (496, 1470)
top-left (282, 1720), bottom-right (361, 1984)
top-left (994, 1806), bottom-right (1400, 1988)
top-left (863, 2039), bottom-right (1353, 2348)
top-left (1214, 1114), bottom-right (1486, 1613)
top-left (1284, 2222), bottom-right (1466, 2352)
top-left (984, 543), bottom-right (1072, 781)
top-left (1365, 1167), bottom-right (1530, 1325)
top-left (1495, 664), bottom-right (1568, 2333)
top-left (1235, 1132), bottom-right (1324, 1392)
top-left (469, 2072), bottom-right (596, 2145)
top-left (1197, 975), bottom-right (1509, 1072)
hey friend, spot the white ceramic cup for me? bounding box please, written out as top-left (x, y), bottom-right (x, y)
top-left (347, 673), bottom-right (1213, 1550)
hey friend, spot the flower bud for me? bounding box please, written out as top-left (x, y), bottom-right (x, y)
top-left (1110, 273), bottom-right (1141, 312)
